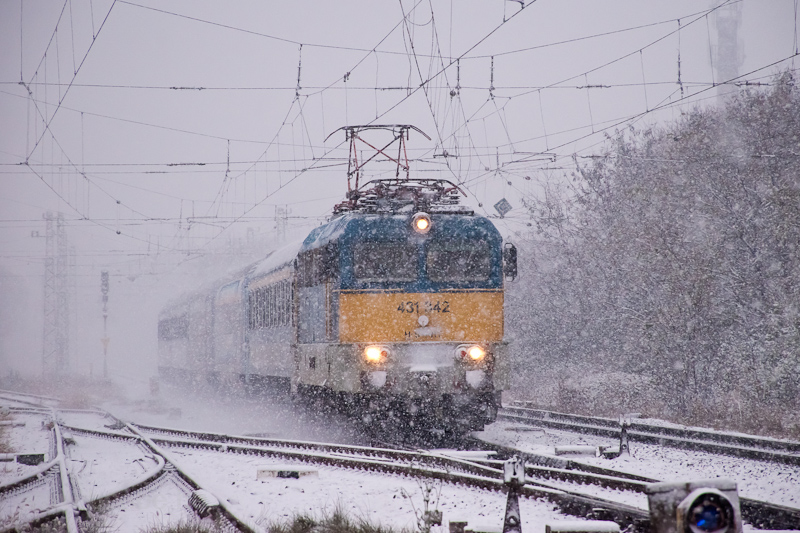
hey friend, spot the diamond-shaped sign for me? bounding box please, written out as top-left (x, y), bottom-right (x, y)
top-left (494, 198), bottom-right (512, 218)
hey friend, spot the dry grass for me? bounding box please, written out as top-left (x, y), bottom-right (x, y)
top-left (0, 410), bottom-right (13, 454)
top-left (263, 506), bottom-right (408, 533)
top-left (78, 503), bottom-right (115, 533)
top-left (139, 520), bottom-right (218, 533)
top-left (15, 515), bottom-right (68, 532)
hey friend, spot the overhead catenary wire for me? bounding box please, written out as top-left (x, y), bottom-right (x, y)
top-left (114, 0), bottom-right (721, 63)
top-left (21, 163), bottom-right (183, 254)
top-left (477, 52), bottom-right (800, 180)
top-left (0, 0), bottom-right (752, 198)
top-left (417, 0), bottom-right (748, 199)
top-left (18, 81), bottom-right (157, 225)
top-left (2, 79), bottom-right (733, 93)
top-left (359, 0), bottom-right (731, 204)
top-left (462, 64), bottom-right (796, 199)
top-left (6, 0), bottom-right (795, 266)
top-left (368, 0), bottom-right (538, 126)
top-left (24, 0), bottom-right (118, 162)
top-left (180, 0), bottom-right (432, 254)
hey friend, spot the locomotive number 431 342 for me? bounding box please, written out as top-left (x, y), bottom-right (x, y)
top-left (397, 301), bottom-right (450, 314)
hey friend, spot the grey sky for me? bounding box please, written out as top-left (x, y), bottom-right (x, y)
top-left (0, 0), bottom-right (797, 375)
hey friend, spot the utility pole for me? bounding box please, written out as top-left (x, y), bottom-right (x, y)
top-left (100, 270), bottom-right (110, 379)
top-left (276, 206), bottom-right (288, 244)
top-left (42, 211), bottom-right (71, 377)
top-left (713, 1), bottom-right (744, 100)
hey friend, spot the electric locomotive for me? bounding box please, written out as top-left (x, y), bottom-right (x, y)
top-left (158, 126), bottom-right (517, 432)
top-left (294, 178), bottom-right (515, 431)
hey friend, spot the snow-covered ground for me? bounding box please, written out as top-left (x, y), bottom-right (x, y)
top-left (476, 420), bottom-right (800, 508)
top-left (66, 433), bottom-right (161, 502)
top-left (165, 446), bottom-right (566, 532)
top-left (0, 404), bottom-right (569, 532)
top-left (2, 383), bottom-right (799, 532)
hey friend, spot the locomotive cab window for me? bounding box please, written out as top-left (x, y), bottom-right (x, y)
top-left (353, 242), bottom-right (418, 281)
top-left (297, 243), bottom-right (339, 287)
top-left (427, 240), bottom-right (491, 281)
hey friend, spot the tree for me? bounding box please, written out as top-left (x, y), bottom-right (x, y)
top-left (512, 72), bottom-right (800, 432)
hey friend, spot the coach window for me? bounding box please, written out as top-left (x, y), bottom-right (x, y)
top-left (158, 316), bottom-right (188, 340)
top-left (249, 279), bottom-right (292, 329)
top-left (427, 241), bottom-right (491, 281)
top-left (353, 242), bottom-right (418, 281)
top-left (281, 279), bottom-right (292, 325)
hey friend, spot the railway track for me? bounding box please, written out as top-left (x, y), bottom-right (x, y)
top-left (3, 387), bottom-right (798, 531)
top-left (137, 422), bottom-right (647, 503)
top-left (500, 402), bottom-right (800, 465)
top-left (130, 420), bottom-right (651, 529)
top-left (1, 391), bottom-right (651, 532)
top-left (0, 395), bottom-right (248, 532)
top-left (488, 403), bottom-right (800, 530)
top-left (140, 416), bottom-right (800, 530)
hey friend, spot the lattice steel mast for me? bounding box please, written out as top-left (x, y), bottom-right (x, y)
top-left (42, 211), bottom-right (71, 377)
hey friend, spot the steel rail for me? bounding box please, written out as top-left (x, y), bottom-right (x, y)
top-left (143, 428), bottom-right (651, 530)
top-left (55, 423), bottom-right (169, 506)
top-left (133, 421), bottom-right (439, 461)
top-left (60, 423), bottom-right (138, 442)
top-left (51, 421), bottom-right (79, 532)
top-left (428, 449), bottom-right (656, 495)
top-left (499, 410), bottom-right (800, 467)
top-left (142, 427), bottom-right (515, 479)
top-left (1, 419), bottom-right (79, 533)
top-left (134, 420), bottom-right (652, 501)
top-left (131, 421), bottom-right (526, 481)
top-left (124, 422), bottom-right (258, 533)
top-left (0, 457), bottom-right (60, 494)
top-left (68, 420), bottom-right (651, 514)
top-left (503, 404), bottom-right (800, 457)
top-left (472, 431), bottom-right (800, 530)
top-left (0, 388), bottom-right (61, 405)
top-left (72, 413), bottom-right (504, 476)
top-left (0, 409), bottom-right (57, 494)
top-left (126, 414), bottom-right (657, 526)
top-left (1, 403), bottom-right (241, 532)
top-left (0, 405), bottom-right (52, 415)
top-left (0, 392), bottom-right (652, 527)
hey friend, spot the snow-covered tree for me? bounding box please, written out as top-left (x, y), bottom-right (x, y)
top-left (512, 72), bottom-right (800, 433)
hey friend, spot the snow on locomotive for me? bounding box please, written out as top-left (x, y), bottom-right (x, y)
top-left (158, 126), bottom-right (517, 432)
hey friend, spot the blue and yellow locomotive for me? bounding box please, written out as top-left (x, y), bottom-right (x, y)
top-left (158, 129), bottom-right (516, 433)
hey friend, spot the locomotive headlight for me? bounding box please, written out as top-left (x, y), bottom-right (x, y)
top-left (467, 345), bottom-right (486, 361)
top-left (456, 344), bottom-right (486, 362)
top-left (364, 345), bottom-right (389, 364)
top-left (412, 212), bottom-right (432, 234)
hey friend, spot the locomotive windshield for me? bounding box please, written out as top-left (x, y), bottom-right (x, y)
top-left (353, 242), bottom-right (418, 281)
top-left (427, 241), bottom-right (491, 281)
